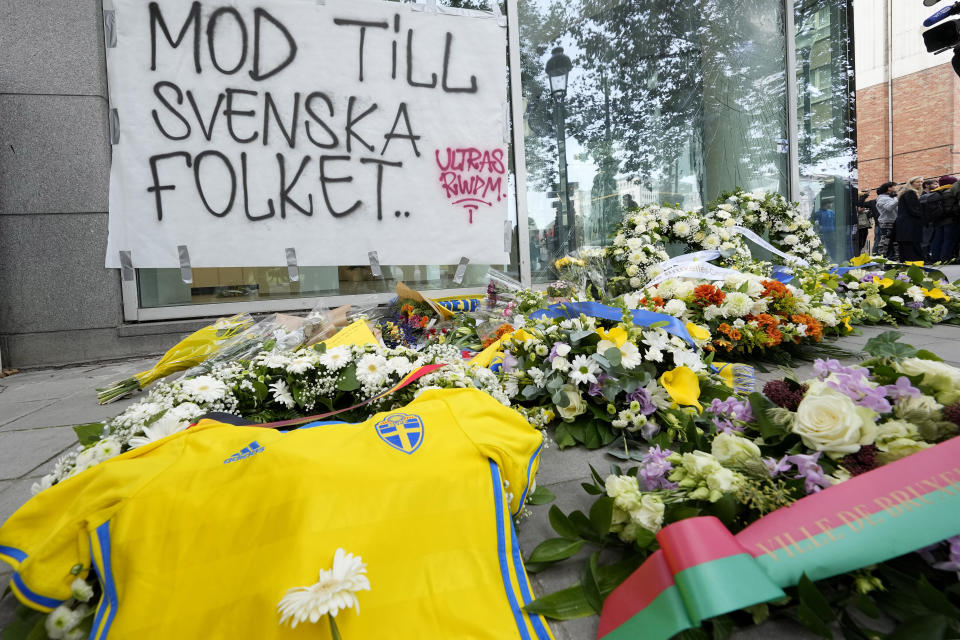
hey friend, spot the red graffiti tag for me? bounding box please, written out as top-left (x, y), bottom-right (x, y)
top-left (435, 147), bottom-right (506, 223)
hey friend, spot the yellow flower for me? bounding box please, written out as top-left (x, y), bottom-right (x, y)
top-left (841, 315), bottom-right (852, 332)
top-left (849, 253), bottom-right (873, 266)
top-left (922, 287), bottom-right (949, 301)
top-left (659, 366), bottom-right (703, 412)
top-left (872, 276), bottom-right (894, 288)
top-left (904, 261), bottom-right (924, 267)
top-left (596, 326), bottom-right (628, 347)
top-left (685, 323), bottom-right (711, 341)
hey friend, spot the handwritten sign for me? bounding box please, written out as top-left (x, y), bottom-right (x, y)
top-left (104, 0), bottom-right (508, 269)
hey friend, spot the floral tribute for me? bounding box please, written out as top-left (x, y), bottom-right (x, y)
top-left (624, 272), bottom-right (855, 360)
top-left (277, 548), bottom-right (370, 636)
top-left (523, 333), bottom-right (960, 638)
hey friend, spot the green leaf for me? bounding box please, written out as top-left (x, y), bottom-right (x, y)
top-left (589, 496), bottom-right (614, 536)
top-left (569, 510), bottom-right (602, 541)
top-left (336, 364), bottom-right (361, 391)
top-left (915, 349), bottom-right (944, 362)
top-left (851, 593), bottom-right (881, 619)
top-left (570, 329), bottom-right (595, 344)
top-left (521, 385), bottom-right (541, 400)
top-left (548, 505), bottom-right (580, 539)
top-left (583, 422), bottom-right (603, 449)
top-left (797, 574), bottom-right (835, 623)
top-left (888, 615), bottom-right (949, 639)
top-left (527, 538), bottom-right (585, 563)
top-left (581, 482), bottom-right (603, 495)
top-left (711, 616), bottom-right (735, 640)
top-left (527, 485), bottom-right (556, 505)
top-left (747, 392), bottom-right (787, 443)
top-left (73, 422), bottom-right (105, 446)
top-left (24, 617), bottom-right (48, 640)
top-left (604, 347), bottom-right (622, 367)
top-left (524, 585), bottom-right (595, 620)
top-left (553, 423), bottom-right (576, 449)
top-left (581, 551), bottom-right (603, 614)
top-left (588, 464), bottom-right (605, 486)
top-left (862, 331), bottom-right (919, 360)
top-left (795, 602), bottom-right (834, 639)
top-left (914, 575), bottom-right (960, 618)
top-left (633, 527), bottom-right (657, 549)
top-left (1, 607), bottom-right (43, 640)
top-left (552, 389), bottom-right (571, 409)
top-left (745, 602), bottom-right (770, 625)
top-left (251, 380), bottom-right (268, 405)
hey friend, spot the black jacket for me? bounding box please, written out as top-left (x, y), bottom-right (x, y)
top-left (895, 190), bottom-right (923, 243)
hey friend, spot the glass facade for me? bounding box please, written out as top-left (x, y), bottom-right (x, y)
top-left (518, 0), bottom-right (791, 281)
top-left (131, 0), bottom-right (856, 315)
top-left (795, 0), bottom-right (857, 262)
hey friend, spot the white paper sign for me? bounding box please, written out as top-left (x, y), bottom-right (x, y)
top-left (104, 0), bottom-right (509, 268)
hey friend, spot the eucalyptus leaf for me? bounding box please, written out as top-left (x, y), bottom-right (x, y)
top-left (604, 347), bottom-right (622, 367)
top-left (527, 538), bottom-right (585, 563)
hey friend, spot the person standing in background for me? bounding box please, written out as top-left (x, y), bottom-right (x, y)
top-left (874, 182), bottom-right (899, 259)
top-left (921, 177), bottom-right (940, 257)
top-left (929, 175), bottom-right (960, 262)
top-left (856, 190), bottom-right (874, 255)
top-left (896, 176), bottom-right (925, 262)
top-left (812, 198), bottom-right (837, 261)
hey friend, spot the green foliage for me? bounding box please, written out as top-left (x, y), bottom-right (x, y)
top-left (862, 331), bottom-right (918, 360)
top-left (73, 422), bottom-right (105, 446)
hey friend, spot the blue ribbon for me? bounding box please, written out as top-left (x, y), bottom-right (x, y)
top-left (530, 301), bottom-right (697, 349)
top-left (770, 266), bottom-right (795, 284)
top-left (829, 263), bottom-right (879, 276)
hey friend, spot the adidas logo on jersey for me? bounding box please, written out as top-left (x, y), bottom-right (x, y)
top-left (223, 441), bottom-right (264, 464)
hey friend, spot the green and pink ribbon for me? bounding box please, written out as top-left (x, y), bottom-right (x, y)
top-left (598, 436), bottom-right (960, 639)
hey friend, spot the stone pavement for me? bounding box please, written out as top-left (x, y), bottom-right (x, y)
top-left (2, 323), bottom-right (960, 637)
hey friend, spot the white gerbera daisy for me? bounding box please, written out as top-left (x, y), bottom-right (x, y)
top-left (181, 375), bottom-right (228, 403)
top-left (270, 380), bottom-right (296, 408)
top-left (127, 411), bottom-right (194, 449)
top-left (356, 353), bottom-right (388, 387)
top-left (318, 346), bottom-right (350, 371)
top-left (569, 355), bottom-right (599, 385)
top-left (277, 548), bottom-right (371, 629)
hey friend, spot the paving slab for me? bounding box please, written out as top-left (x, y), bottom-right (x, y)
top-left (0, 427), bottom-right (76, 480)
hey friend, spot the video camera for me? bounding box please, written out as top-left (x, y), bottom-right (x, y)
top-left (922, 1), bottom-right (960, 77)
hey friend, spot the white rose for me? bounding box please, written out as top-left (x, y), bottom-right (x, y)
top-left (792, 381), bottom-right (878, 454)
top-left (628, 494), bottom-right (666, 533)
top-left (626, 264), bottom-right (639, 277)
top-left (554, 343), bottom-right (572, 357)
top-left (556, 384), bottom-right (587, 421)
top-left (711, 433), bottom-right (762, 466)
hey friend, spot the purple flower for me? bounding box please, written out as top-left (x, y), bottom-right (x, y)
top-left (786, 453), bottom-right (833, 494)
top-left (640, 445), bottom-right (677, 490)
top-left (907, 301), bottom-right (923, 309)
top-left (896, 273), bottom-right (911, 282)
top-left (501, 351), bottom-right (518, 373)
top-left (812, 358), bottom-right (856, 378)
top-left (547, 342), bottom-right (569, 363)
top-left (626, 387), bottom-right (657, 416)
top-left (587, 373), bottom-right (609, 398)
top-left (763, 455), bottom-right (791, 477)
top-left (860, 273), bottom-right (880, 283)
top-left (706, 397), bottom-right (753, 433)
top-left (640, 421), bottom-right (661, 441)
top-left (826, 373), bottom-right (892, 414)
top-left (932, 535), bottom-right (960, 577)
top-left (884, 376), bottom-right (921, 401)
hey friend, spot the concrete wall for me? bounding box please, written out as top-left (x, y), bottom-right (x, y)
top-left (0, 0), bottom-right (198, 368)
top-left (853, 0), bottom-right (947, 90)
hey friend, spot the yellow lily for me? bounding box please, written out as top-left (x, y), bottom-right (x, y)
top-left (685, 323), bottom-right (711, 342)
top-left (596, 326), bottom-right (629, 347)
top-left (922, 287), bottom-right (949, 301)
top-left (659, 366), bottom-right (703, 412)
top-left (849, 253), bottom-right (873, 266)
top-left (872, 276), bottom-right (894, 288)
top-left (904, 261), bottom-right (925, 267)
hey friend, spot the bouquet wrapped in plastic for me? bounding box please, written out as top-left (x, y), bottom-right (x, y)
top-left (95, 314), bottom-right (252, 404)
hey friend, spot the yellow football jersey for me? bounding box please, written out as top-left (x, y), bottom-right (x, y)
top-left (0, 388), bottom-right (553, 640)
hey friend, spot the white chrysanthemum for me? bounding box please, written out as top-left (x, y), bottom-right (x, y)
top-left (31, 474), bottom-right (55, 495)
top-left (45, 605), bottom-right (82, 639)
top-left (181, 376), bottom-right (228, 403)
top-left (663, 299), bottom-right (688, 317)
top-left (356, 353), bottom-right (388, 387)
top-left (628, 251), bottom-right (645, 265)
top-left (271, 380), bottom-right (296, 408)
top-left (71, 578), bottom-right (94, 603)
top-left (782, 234), bottom-right (799, 246)
top-left (702, 234), bottom-right (721, 249)
top-left (721, 292), bottom-right (753, 317)
top-left (277, 549), bottom-right (371, 628)
top-left (318, 345), bottom-right (351, 371)
top-left (672, 220), bottom-right (692, 237)
top-left (94, 437), bottom-right (121, 461)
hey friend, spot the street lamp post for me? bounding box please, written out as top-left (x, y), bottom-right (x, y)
top-left (546, 46), bottom-right (573, 256)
